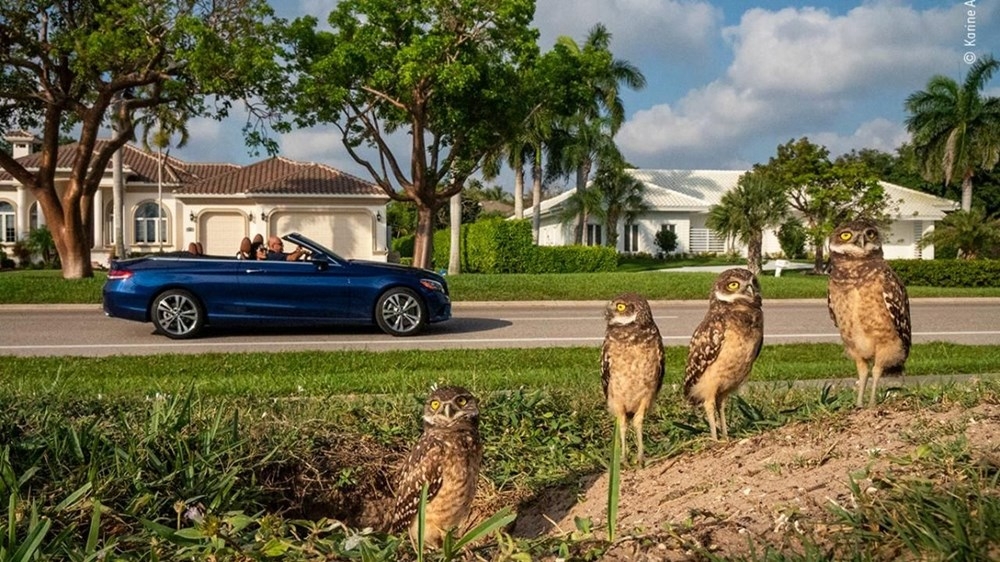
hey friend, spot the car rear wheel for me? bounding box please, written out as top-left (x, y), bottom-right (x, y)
top-left (375, 287), bottom-right (426, 336)
top-left (151, 289), bottom-right (205, 339)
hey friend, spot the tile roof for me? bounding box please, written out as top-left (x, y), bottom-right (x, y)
top-left (0, 139), bottom-right (383, 199)
top-left (539, 169), bottom-right (959, 220)
top-left (176, 156), bottom-right (385, 197)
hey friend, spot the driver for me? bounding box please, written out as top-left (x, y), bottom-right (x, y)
top-left (262, 235), bottom-right (309, 261)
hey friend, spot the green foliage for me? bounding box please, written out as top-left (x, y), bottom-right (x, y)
top-left (392, 234), bottom-right (416, 259)
top-left (654, 226), bottom-right (679, 256)
top-left (905, 54), bottom-right (1000, 210)
top-left (918, 208), bottom-right (1000, 259)
top-left (754, 137), bottom-right (890, 269)
top-left (280, 0), bottom-right (541, 268)
top-left (889, 258), bottom-right (1000, 287)
top-left (25, 226), bottom-right (58, 267)
top-left (433, 219), bottom-right (617, 273)
top-left (592, 157), bottom-right (650, 248)
top-left (777, 219), bottom-right (808, 259)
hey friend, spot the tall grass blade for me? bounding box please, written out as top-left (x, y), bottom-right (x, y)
top-left (450, 506), bottom-right (516, 551)
top-left (10, 517), bottom-right (50, 562)
top-left (607, 419), bottom-right (622, 543)
top-left (416, 483), bottom-right (428, 562)
top-left (85, 500), bottom-right (102, 554)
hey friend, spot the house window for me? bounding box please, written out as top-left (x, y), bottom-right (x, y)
top-left (586, 223), bottom-right (602, 246)
top-left (623, 223), bottom-right (639, 253)
top-left (913, 221), bottom-right (923, 259)
top-left (134, 202), bottom-right (168, 244)
top-left (0, 202), bottom-right (15, 243)
top-left (29, 202), bottom-right (40, 231)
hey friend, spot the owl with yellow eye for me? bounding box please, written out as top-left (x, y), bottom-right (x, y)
top-left (388, 385), bottom-right (482, 548)
top-left (827, 219), bottom-right (910, 408)
top-left (601, 292), bottom-right (665, 466)
top-left (684, 268), bottom-right (764, 440)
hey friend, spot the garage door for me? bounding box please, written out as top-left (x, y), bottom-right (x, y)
top-left (274, 211), bottom-right (373, 259)
top-left (200, 212), bottom-right (246, 256)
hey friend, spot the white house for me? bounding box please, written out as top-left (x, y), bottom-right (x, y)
top-left (536, 169), bottom-right (960, 260)
top-left (0, 131), bottom-right (390, 264)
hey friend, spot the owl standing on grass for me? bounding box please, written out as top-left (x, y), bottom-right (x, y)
top-left (827, 219), bottom-right (911, 408)
top-left (601, 292), bottom-right (665, 466)
top-left (685, 268), bottom-right (763, 440)
top-left (388, 386), bottom-right (483, 549)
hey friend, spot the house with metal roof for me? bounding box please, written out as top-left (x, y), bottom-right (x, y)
top-left (536, 169), bottom-right (959, 260)
top-left (0, 132), bottom-right (390, 264)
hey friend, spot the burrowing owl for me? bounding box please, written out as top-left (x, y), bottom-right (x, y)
top-left (601, 292), bottom-right (665, 466)
top-left (388, 385), bottom-right (483, 548)
top-left (827, 219), bottom-right (911, 407)
top-left (685, 268), bottom-right (763, 440)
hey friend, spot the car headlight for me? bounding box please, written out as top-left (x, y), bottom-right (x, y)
top-left (420, 279), bottom-right (444, 292)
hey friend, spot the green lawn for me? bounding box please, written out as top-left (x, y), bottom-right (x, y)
top-left (3, 267), bottom-right (1000, 304)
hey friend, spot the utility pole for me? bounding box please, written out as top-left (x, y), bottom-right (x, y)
top-left (448, 192), bottom-right (461, 275)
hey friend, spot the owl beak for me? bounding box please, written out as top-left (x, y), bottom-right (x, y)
top-left (443, 403), bottom-right (452, 418)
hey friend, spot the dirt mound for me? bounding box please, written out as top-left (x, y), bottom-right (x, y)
top-left (513, 402), bottom-right (1000, 560)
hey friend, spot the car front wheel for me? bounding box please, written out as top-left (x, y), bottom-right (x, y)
top-left (151, 289), bottom-right (205, 339)
top-left (375, 287), bottom-right (426, 336)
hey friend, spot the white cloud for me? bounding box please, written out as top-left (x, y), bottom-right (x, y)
top-left (532, 0), bottom-right (721, 59)
top-left (807, 118), bottom-right (911, 158)
top-left (616, 1), bottom-right (990, 168)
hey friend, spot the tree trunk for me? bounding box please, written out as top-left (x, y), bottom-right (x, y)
top-left (812, 234), bottom-right (826, 274)
top-left (605, 211), bottom-right (619, 248)
top-left (746, 230), bottom-right (763, 276)
top-left (412, 205), bottom-right (436, 270)
top-left (573, 214), bottom-right (584, 245)
top-left (961, 169), bottom-right (974, 212)
top-left (513, 164), bottom-right (524, 219)
top-left (33, 179), bottom-right (94, 279)
top-left (448, 193), bottom-right (461, 275)
top-left (531, 150), bottom-right (542, 244)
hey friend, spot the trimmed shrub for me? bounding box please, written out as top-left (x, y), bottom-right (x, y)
top-left (391, 234), bottom-right (415, 258)
top-left (433, 219), bottom-right (618, 273)
top-left (889, 259), bottom-right (1000, 288)
top-left (654, 226), bottom-right (678, 256)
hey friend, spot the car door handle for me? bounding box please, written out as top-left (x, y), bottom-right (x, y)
top-left (245, 269), bottom-right (265, 274)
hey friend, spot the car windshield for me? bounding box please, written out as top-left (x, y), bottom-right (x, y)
top-left (283, 233), bottom-right (347, 262)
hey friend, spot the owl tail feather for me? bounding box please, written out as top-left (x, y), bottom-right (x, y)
top-left (882, 363), bottom-right (905, 377)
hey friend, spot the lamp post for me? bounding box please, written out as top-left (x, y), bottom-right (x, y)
top-left (112, 107), bottom-right (126, 260)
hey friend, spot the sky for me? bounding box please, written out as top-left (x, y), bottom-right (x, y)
top-left (169, 0), bottom-right (1000, 187)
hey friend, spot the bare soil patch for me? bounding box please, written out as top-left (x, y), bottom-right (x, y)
top-left (513, 402), bottom-right (1000, 560)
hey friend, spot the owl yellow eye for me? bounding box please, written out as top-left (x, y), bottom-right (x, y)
top-left (616, 303), bottom-right (627, 312)
top-left (839, 232), bottom-right (853, 241)
top-left (456, 397), bottom-right (467, 407)
top-left (727, 281), bottom-right (740, 291)
top-left (430, 400), bottom-right (441, 411)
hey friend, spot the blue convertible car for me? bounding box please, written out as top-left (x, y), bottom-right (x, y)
top-left (103, 233), bottom-right (451, 338)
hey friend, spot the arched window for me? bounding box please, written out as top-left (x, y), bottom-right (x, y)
top-left (134, 202), bottom-right (168, 244)
top-left (0, 201), bottom-right (15, 243)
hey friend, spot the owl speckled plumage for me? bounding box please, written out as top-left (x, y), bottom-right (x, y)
top-left (388, 386), bottom-right (483, 548)
top-left (601, 292), bottom-right (665, 466)
top-left (827, 220), bottom-right (911, 408)
top-left (684, 268), bottom-right (763, 440)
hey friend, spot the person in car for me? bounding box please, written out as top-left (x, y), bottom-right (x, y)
top-left (263, 235), bottom-right (309, 261)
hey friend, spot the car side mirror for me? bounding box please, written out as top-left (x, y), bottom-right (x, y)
top-left (312, 260), bottom-right (329, 272)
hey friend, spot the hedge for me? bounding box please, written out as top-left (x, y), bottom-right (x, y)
top-left (432, 219), bottom-right (618, 274)
top-left (889, 259), bottom-right (1000, 288)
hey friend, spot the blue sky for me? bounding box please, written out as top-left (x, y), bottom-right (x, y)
top-left (171, 0), bottom-right (1000, 185)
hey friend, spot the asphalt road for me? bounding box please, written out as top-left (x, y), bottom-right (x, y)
top-left (1, 298), bottom-right (998, 357)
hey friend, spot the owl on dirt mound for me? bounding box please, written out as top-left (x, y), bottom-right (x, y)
top-left (827, 219), bottom-right (911, 408)
top-left (684, 268), bottom-right (763, 440)
top-left (601, 292), bottom-right (665, 466)
top-left (388, 385), bottom-right (483, 548)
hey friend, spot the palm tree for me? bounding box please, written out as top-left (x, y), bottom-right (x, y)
top-left (918, 208), bottom-right (1000, 259)
top-left (706, 173), bottom-right (789, 275)
top-left (548, 24), bottom-right (646, 236)
top-left (557, 183), bottom-right (603, 245)
top-left (905, 54), bottom-right (1000, 211)
top-left (592, 157), bottom-right (649, 248)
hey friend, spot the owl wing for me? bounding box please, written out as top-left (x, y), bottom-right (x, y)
top-left (654, 334), bottom-right (666, 396)
top-left (684, 316), bottom-right (725, 399)
top-left (882, 266), bottom-right (912, 354)
top-left (600, 338), bottom-right (612, 399)
top-left (389, 436), bottom-right (445, 531)
top-left (827, 289), bottom-right (838, 327)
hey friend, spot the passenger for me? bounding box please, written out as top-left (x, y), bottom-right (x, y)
top-left (263, 235), bottom-right (309, 261)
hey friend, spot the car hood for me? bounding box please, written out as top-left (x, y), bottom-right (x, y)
top-left (348, 259), bottom-right (444, 279)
